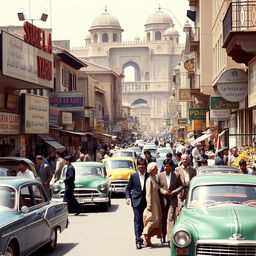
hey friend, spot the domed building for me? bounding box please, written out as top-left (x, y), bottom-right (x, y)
top-left (72, 7), bottom-right (183, 133)
top-left (88, 8), bottom-right (123, 43)
top-left (144, 7), bottom-right (173, 41)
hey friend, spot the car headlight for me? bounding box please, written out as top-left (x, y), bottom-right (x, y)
top-left (173, 230), bottom-right (191, 248)
top-left (52, 185), bottom-right (60, 193)
top-left (99, 184), bottom-right (107, 191)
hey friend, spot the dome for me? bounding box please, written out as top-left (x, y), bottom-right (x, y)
top-left (163, 26), bottom-right (179, 36)
top-left (85, 33), bottom-right (90, 40)
top-left (91, 9), bottom-right (122, 29)
top-left (146, 9), bottom-right (173, 26)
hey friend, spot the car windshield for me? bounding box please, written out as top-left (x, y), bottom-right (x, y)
top-left (62, 166), bottom-right (104, 178)
top-left (157, 148), bottom-right (172, 153)
top-left (0, 186), bottom-right (16, 210)
top-left (113, 152), bottom-right (133, 158)
top-left (199, 169), bottom-right (240, 174)
top-left (189, 184), bottom-right (256, 207)
top-left (104, 160), bottom-right (134, 170)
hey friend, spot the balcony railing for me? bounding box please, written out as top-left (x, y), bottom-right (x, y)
top-left (223, 1), bottom-right (256, 44)
top-left (122, 81), bottom-right (171, 93)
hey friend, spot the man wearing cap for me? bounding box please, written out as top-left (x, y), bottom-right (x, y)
top-left (215, 148), bottom-right (225, 165)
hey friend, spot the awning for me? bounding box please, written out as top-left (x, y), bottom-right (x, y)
top-left (190, 133), bottom-right (213, 146)
top-left (37, 135), bottom-right (66, 151)
top-left (60, 130), bottom-right (91, 136)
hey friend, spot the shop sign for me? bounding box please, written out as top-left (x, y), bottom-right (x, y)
top-left (178, 118), bottom-right (188, 125)
top-left (179, 89), bottom-right (199, 102)
top-left (23, 94), bottom-right (49, 134)
top-left (210, 96), bottom-right (239, 109)
top-left (49, 92), bottom-right (84, 110)
top-left (210, 109), bottom-right (230, 121)
top-left (165, 119), bottom-right (171, 126)
top-left (216, 68), bottom-right (248, 102)
top-left (1, 31), bottom-right (53, 88)
top-left (49, 107), bottom-right (60, 127)
top-left (248, 57), bottom-right (256, 108)
top-left (6, 94), bottom-right (19, 110)
top-left (113, 124), bottom-right (121, 132)
top-left (189, 108), bottom-right (208, 120)
top-left (62, 112), bottom-right (72, 125)
top-left (168, 98), bottom-right (179, 118)
top-left (0, 112), bottom-right (20, 134)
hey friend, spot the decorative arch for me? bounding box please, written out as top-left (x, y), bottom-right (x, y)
top-left (131, 98), bottom-right (148, 106)
top-left (113, 33), bottom-right (118, 42)
top-left (93, 34), bottom-right (98, 43)
top-left (155, 31), bottom-right (161, 40)
top-left (147, 32), bottom-right (150, 41)
top-left (122, 61), bottom-right (141, 81)
top-left (102, 33), bottom-right (109, 42)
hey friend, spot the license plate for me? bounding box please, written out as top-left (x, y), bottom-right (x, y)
top-left (77, 198), bottom-right (85, 204)
top-left (115, 188), bottom-right (124, 192)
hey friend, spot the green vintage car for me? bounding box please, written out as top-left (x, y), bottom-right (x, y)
top-left (170, 174), bottom-right (256, 256)
top-left (51, 162), bottom-right (111, 211)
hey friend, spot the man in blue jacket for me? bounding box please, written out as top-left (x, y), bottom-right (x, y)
top-left (125, 158), bottom-right (149, 249)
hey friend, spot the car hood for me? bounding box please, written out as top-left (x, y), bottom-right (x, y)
top-left (0, 211), bottom-right (20, 230)
top-left (74, 175), bottom-right (106, 188)
top-left (107, 169), bottom-right (135, 180)
top-left (179, 205), bottom-right (256, 240)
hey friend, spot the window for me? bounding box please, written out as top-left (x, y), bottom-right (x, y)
top-left (155, 31), bottom-right (161, 40)
top-left (147, 32), bottom-right (150, 41)
top-left (93, 34), bottom-right (98, 43)
top-left (62, 68), bottom-right (77, 91)
top-left (113, 33), bottom-right (118, 42)
top-left (20, 185), bottom-right (33, 208)
top-left (32, 185), bottom-right (47, 205)
top-left (102, 33), bottom-right (108, 42)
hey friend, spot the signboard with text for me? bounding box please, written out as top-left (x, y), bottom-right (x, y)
top-left (189, 108), bottom-right (207, 120)
top-left (178, 118), bottom-right (188, 125)
top-left (210, 109), bottom-right (230, 121)
top-left (1, 31), bottom-right (53, 88)
top-left (249, 57), bottom-right (256, 108)
top-left (23, 94), bottom-right (49, 134)
top-left (0, 112), bottom-right (20, 134)
top-left (49, 92), bottom-right (84, 111)
top-left (210, 96), bottom-right (239, 109)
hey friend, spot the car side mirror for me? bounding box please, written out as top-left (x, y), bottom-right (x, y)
top-left (106, 174), bottom-right (112, 178)
top-left (21, 206), bottom-right (29, 213)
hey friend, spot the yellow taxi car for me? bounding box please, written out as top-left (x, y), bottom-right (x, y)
top-left (102, 157), bottom-right (136, 193)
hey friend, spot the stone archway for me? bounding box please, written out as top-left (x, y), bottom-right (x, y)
top-left (131, 98), bottom-right (148, 106)
top-left (122, 61), bottom-right (141, 81)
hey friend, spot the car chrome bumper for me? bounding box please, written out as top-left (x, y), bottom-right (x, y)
top-left (52, 197), bottom-right (109, 205)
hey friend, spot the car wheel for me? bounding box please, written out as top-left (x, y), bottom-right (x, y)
top-left (5, 243), bottom-right (17, 256)
top-left (46, 227), bottom-right (58, 251)
top-left (100, 202), bottom-right (108, 212)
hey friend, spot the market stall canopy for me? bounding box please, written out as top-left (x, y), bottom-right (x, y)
top-left (190, 133), bottom-right (213, 147)
top-left (37, 135), bottom-right (66, 151)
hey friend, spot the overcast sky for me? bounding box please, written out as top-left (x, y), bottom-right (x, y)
top-left (1, 0), bottom-right (189, 47)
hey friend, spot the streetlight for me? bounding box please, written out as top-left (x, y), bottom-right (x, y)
top-left (17, 12), bottom-right (48, 24)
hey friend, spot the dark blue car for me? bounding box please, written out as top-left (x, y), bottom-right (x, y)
top-left (0, 177), bottom-right (69, 256)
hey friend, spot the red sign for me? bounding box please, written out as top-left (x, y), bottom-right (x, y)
top-left (23, 21), bottom-right (52, 53)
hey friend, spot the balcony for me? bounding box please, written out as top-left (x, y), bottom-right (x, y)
top-left (223, 1), bottom-right (256, 65)
top-left (187, 27), bottom-right (200, 52)
top-left (122, 81), bottom-right (171, 93)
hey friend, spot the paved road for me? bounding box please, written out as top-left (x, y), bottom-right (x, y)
top-left (34, 197), bottom-right (170, 256)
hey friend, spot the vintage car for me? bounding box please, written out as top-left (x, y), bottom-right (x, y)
top-left (102, 157), bottom-right (136, 193)
top-left (0, 177), bottom-right (68, 256)
top-left (0, 157), bottom-right (39, 179)
top-left (170, 174), bottom-right (256, 256)
top-left (51, 162), bottom-right (111, 210)
top-left (196, 165), bottom-right (242, 175)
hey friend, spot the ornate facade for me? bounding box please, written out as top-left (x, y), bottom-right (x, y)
top-left (71, 7), bottom-right (183, 133)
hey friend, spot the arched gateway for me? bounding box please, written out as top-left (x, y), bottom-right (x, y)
top-left (71, 7), bottom-right (183, 133)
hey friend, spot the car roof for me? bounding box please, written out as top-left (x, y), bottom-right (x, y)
top-left (0, 177), bottom-right (41, 188)
top-left (191, 174), bottom-right (256, 187)
top-left (113, 150), bottom-right (134, 153)
top-left (72, 162), bottom-right (103, 167)
top-left (0, 157), bottom-right (34, 164)
top-left (103, 157), bottom-right (135, 162)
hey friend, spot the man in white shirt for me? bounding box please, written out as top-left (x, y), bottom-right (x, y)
top-left (17, 160), bottom-right (35, 179)
top-left (191, 142), bottom-right (201, 168)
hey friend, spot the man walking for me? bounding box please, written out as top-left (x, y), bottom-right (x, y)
top-left (35, 155), bottom-right (53, 198)
top-left (125, 158), bottom-right (149, 249)
top-left (54, 151), bottom-right (64, 182)
top-left (158, 159), bottom-right (183, 246)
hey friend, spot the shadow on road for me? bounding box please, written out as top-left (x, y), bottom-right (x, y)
top-left (31, 242), bottom-right (78, 256)
top-left (75, 203), bottom-right (119, 213)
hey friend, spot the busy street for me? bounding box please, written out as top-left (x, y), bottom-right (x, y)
top-left (1, 0), bottom-right (256, 255)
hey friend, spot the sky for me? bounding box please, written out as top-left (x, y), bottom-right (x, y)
top-left (1, 0), bottom-right (189, 47)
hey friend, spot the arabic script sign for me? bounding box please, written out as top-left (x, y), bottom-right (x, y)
top-left (210, 97), bottom-right (239, 109)
top-left (23, 94), bottom-right (49, 134)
